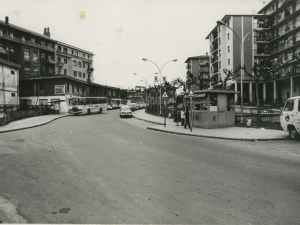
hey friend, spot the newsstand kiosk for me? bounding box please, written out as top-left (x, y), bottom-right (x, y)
top-left (184, 90), bottom-right (239, 129)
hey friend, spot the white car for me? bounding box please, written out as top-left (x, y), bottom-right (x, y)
top-left (280, 96), bottom-right (300, 139)
top-left (107, 105), bottom-right (113, 110)
top-left (120, 105), bottom-right (132, 118)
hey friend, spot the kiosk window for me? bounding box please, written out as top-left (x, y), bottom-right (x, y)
top-left (227, 95), bottom-right (234, 111)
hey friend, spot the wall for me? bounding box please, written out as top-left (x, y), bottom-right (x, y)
top-left (0, 63), bottom-right (19, 105)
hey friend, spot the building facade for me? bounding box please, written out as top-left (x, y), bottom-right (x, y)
top-left (185, 55), bottom-right (210, 91)
top-left (254, 0), bottom-right (300, 106)
top-left (0, 16), bottom-right (121, 113)
top-left (206, 15), bottom-right (256, 104)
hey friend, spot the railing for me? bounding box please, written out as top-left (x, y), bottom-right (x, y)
top-left (57, 51), bottom-right (71, 57)
top-left (0, 104), bottom-right (55, 126)
top-left (0, 34), bottom-right (55, 52)
top-left (0, 48), bottom-right (9, 54)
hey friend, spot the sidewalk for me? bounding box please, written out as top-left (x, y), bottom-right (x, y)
top-left (0, 114), bottom-right (69, 133)
top-left (133, 110), bottom-right (289, 141)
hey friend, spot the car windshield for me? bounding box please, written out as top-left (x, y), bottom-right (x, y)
top-left (121, 106), bottom-right (131, 110)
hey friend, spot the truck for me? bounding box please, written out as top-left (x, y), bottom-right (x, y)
top-left (280, 96), bottom-right (300, 139)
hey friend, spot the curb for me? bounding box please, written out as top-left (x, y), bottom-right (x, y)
top-left (147, 127), bottom-right (288, 141)
top-left (133, 115), bottom-right (164, 125)
top-left (0, 115), bottom-right (69, 134)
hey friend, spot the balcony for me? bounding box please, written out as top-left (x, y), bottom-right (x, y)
top-left (32, 56), bottom-right (39, 63)
top-left (57, 62), bottom-right (64, 67)
top-left (82, 57), bottom-right (92, 63)
top-left (57, 50), bottom-right (71, 58)
top-left (254, 48), bottom-right (270, 56)
top-left (0, 34), bottom-right (55, 52)
top-left (47, 59), bottom-right (56, 64)
top-left (0, 48), bottom-right (9, 54)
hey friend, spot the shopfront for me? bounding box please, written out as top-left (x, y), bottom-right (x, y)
top-left (185, 90), bottom-right (238, 128)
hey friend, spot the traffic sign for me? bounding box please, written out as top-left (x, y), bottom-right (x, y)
top-left (162, 92), bottom-right (168, 98)
top-left (188, 89), bottom-right (194, 97)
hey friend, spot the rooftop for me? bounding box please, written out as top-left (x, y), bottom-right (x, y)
top-left (185, 55), bottom-right (209, 63)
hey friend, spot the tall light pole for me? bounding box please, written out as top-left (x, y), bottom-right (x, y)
top-left (142, 58), bottom-right (177, 115)
top-left (216, 20), bottom-right (263, 123)
top-left (133, 72), bottom-right (158, 107)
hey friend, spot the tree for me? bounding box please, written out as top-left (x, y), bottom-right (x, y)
top-left (223, 52), bottom-right (300, 125)
top-left (186, 71), bottom-right (210, 91)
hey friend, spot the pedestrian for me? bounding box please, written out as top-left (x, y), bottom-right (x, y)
top-left (180, 109), bottom-right (185, 126)
top-left (184, 107), bottom-right (191, 129)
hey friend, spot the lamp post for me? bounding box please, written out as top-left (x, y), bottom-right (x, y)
top-left (133, 72), bottom-right (158, 107)
top-left (216, 21), bottom-right (263, 123)
top-left (142, 58), bottom-right (177, 115)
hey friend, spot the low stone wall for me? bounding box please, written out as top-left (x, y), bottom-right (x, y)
top-left (0, 109), bottom-right (55, 126)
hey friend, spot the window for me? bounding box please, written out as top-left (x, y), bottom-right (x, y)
top-left (11, 93), bottom-right (15, 97)
top-left (228, 46), bottom-right (230, 52)
top-left (48, 55), bottom-right (52, 60)
top-left (33, 50), bottom-right (38, 57)
top-left (228, 33), bottom-right (230, 40)
top-left (63, 47), bottom-right (67, 53)
top-left (219, 62), bottom-right (221, 68)
top-left (73, 71), bottom-right (77, 77)
top-left (72, 83), bottom-right (74, 93)
top-left (83, 62), bottom-right (85, 68)
top-left (77, 84), bottom-right (79, 92)
top-left (82, 86), bottom-right (85, 93)
top-left (31, 38), bottom-right (35, 43)
top-left (72, 50), bottom-right (74, 55)
top-left (10, 45), bottom-right (14, 53)
top-left (33, 65), bottom-right (38, 71)
top-left (228, 59), bottom-right (230, 65)
top-left (41, 53), bottom-right (45, 60)
top-left (284, 99), bottom-right (294, 111)
top-left (10, 32), bottom-right (13, 38)
top-left (41, 41), bottom-right (45, 46)
top-left (219, 50), bottom-right (221, 57)
top-left (64, 58), bottom-right (67, 64)
top-left (0, 29), bottom-right (3, 35)
top-left (48, 43), bottom-right (52, 48)
top-left (39, 82), bottom-right (44, 91)
top-left (73, 60), bottom-right (77, 66)
top-left (78, 71), bottom-right (82, 77)
top-left (76, 51), bottom-right (78, 56)
top-left (219, 38), bottom-right (221, 44)
top-left (58, 57), bottom-right (61, 62)
top-left (24, 48), bottom-right (30, 56)
top-left (78, 61), bottom-right (81, 68)
top-left (64, 69), bottom-right (67, 75)
top-left (83, 73), bottom-right (85, 78)
top-left (298, 100), bottom-right (300, 111)
top-left (11, 70), bottom-right (15, 75)
top-left (83, 53), bottom-right (85, 58)
top-left (25, 61), bottom-right (31, 68)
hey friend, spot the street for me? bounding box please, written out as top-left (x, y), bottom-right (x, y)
top-left (0, 110), bottom-right (299, 224)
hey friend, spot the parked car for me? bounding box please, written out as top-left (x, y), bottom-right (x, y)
top-left (129, 103), bottom-right (139, 111)
top-left (107, 105), bottom-right (113, 110)
top-left (120, 105), bottom-right (132, 118)
top-left (112, 104), bottom-right (119, 109)
top-left (280, 96), bottom-right (300, 139)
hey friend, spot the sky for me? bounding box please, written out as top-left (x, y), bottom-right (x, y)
top-left (1, 0), bottom-right (268, 90)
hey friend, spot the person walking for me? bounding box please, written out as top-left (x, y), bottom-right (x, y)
top-left (180, 109), bottom-right (185, 126)
top-left (184, 107), bottom-right (191, 129)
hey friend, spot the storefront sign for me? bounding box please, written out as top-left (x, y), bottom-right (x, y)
top-left (55, 85), bottom-right (65, 95)
top-left (195, 93), bottom-right (206, 98)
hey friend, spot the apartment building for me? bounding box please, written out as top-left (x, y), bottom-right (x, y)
top-left (0, 16), bottom-right (121, 113)
top-left (206, 15), bottom-right (256, 104)
top-left (254, 0), bottom-right (300, 106)
top-left (185, 54), bottom-right (210, 91)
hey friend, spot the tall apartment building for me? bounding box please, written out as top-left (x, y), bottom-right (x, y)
top-left (254, 0), bottom-right (300, 106)
top-left (206, 15), bottom-right (256, 104)
top-left (0, 16), bottom-right (121, 113)
top-left (185, 54), bottom-right (210, 91)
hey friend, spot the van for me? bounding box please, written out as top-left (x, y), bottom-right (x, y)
top-left (280, 96), bottom-right (300, 139)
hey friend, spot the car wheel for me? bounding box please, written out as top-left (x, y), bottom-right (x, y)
top-left (289, 127), bottom-right (299, 139)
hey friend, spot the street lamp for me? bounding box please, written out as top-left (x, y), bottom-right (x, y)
top-left (217, 20), bottom-right (263, 123)
top-left (133, 72), bottom-right (158, 107)
top-left (142, 58), bottom-right (177, 115)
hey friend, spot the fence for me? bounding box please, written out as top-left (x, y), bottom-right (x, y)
top-left (235, 112), bottom-right (282, 130)
top-left (0, 104), bottom-right (55, 126)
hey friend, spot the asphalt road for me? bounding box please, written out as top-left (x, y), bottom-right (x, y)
top-left (0, 110), bottom-right (299, 224)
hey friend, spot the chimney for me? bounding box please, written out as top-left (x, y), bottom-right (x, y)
top-left (43, 27), bottom-right (50, 38)
top-left (5, 16), bottom-right (9, 24)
